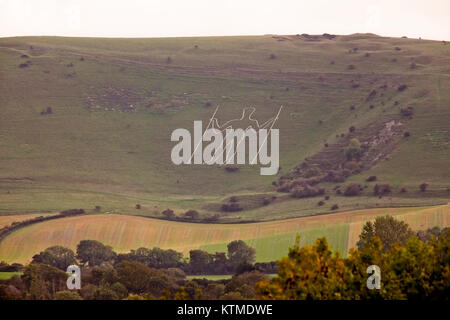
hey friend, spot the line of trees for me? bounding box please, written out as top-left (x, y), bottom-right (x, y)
top-left (26, 238), bottom-right (273, 275)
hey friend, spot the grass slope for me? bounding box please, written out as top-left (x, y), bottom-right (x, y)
top-left (0, 35), bottom-right (449, 221)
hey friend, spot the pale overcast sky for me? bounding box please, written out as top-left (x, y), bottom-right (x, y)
top-left (0, 0), bottom-right (449, 40)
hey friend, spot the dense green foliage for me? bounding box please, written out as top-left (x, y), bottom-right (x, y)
top-left (257, 229), bottom-right (450, 300)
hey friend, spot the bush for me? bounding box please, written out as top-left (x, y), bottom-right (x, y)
top-left (135, 204), bottom-right (141, 209)
top-left (225, 166), bottom-right (239, 172)
top-left (366, 176), bottom-right (377, 182)
top-left (401, 187), bottom-right (407, 193)
top-left (221, 203), bottom-right (242, 212)
top-left (60, 209), bottom-right (85, 216)
top-left (162, 209), bottom-right (175, 219)
top-left (344, 184), bottom-right (362, 196)
top-left (400, 106), bottom-right (413, 117)
top-left (19, 63), bottom-right (28, 68)
top-left (398, 85), bottom-right (408, 92)
top-left (324, 195), bottom-right (330, 200)
top-left (262, 196), bottom-right (276, 206)
top-left (348, 126), bottom-right (355, 133)
top-left (184, 210), bottom-right (199, 219)
top-left (410, 62), bottom-right (417, 69)
top-left (290, 185), bottom-right (325, 198)
top-left (317, 200), bottom-right (325, 206)
top-left (419, 183), bottom-right (428, 192)
top-left (374, 184), bottom-right (392, 196)
top-left (204, 101), bottom-right (212, 108)
top-left (202, 214), bottom-right (220, 222)
top-left (55, 290), bottom-right (82, 300)
top-left (94, 206), bottom-right (101, 212)
top-left (403, 131), bottom-right (410, 138)
top-left (40, 107), bottom-right (54, 115)
top-left (345, 138), bottom-right (362, 160)
top-left (331, 204), bottom-right (339, 210)
top-left (269, 54), bottom-right (276, 60)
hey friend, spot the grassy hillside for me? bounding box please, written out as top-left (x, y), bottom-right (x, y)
top-left (0, 34), bottom-right (449, 221)
top-left (0, 205), bottom-right (447, 264)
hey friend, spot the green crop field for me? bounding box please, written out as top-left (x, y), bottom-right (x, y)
top-left (0, 272), bottom-right (22, 280)
top-left (0, 205), bottom-right (447, 264)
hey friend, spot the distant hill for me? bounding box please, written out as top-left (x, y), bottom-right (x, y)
top-left (0, 34), bottom-right (449, 222)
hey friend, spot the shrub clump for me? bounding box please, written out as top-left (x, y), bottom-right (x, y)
top-left (344, 183), bottom-right (362, 196)
top-left (398, 84), bottom-right (408, 92)
top-left (374, 184), bottom-right (392, 196)
top-left (290, 185), bottom-right (325, 198)
top-left (345, 138), bottom-right (362, 160)
top-left (262, 196), bottom-right (276, 206)
top-left (162, 209), bottom-right (175, 219)
top-left (331, 204), bottom-right (339, 210)
top-left (400, 106), bottom-right (413, 117)
top-left (60, 209), bottom-right (85, 216)
top-left (366, 176), bottom-right (377, 182)
top-left (225, 166), bottom-right (239, 172)
top-left (419, 183), bottom-right (428, 192)
top-left (184, 210), bottom-right (199, 219)
top-left (221, 203), bottom-right (242, 212)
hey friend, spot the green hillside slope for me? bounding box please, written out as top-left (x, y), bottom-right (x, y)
top-left (0, 34), bottom-right (449, 221)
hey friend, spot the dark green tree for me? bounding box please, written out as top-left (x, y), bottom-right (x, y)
top-left (31, 246), bottom-right (77, 270)
top-left (76, 240), bottom-right (116, 266)
top-left (227, 240), bottom-right (256, 269)
top-left (189, 250), bottom-right (213, 274)
top-left (55, 290), bottom-right (83, 300)
top-left (116, 260), bottom-right (153, 294)
top-left (357, 215), bottom-right (414, 251)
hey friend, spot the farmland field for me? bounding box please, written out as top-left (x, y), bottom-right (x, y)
top-left (0, 205), bottom-right (447, 264)
top-left (0, 213), bottom-right (56, 228)
top-left (0, 272), bottom-right (22, 280)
